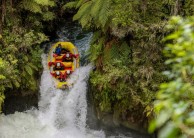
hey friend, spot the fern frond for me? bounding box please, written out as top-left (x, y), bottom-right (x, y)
top-left (89, 36), bottom-right (105, 62)
top-left (80, 14), bottom-right (91, 28)
top-left (104, 41), bottom-right (130, 66)
top-left (42, 11), bottom-right (55, 21)
top-left (90, 0), bottom-right (102, 19)
top-left (19, 0), bottom-right (42, 13)
top-left (98, 0), bottom-right (111, 28)
top-left (34, 0), bottom-right (55, 6)
top-left (12, 79), bottom-right (20, 88)
top-left (63, 1), bottom-right (77, 10)
top-left (24, 65), bottom-right (33, 76)
top-left (28, 63), bottom-right (38, 71)
top-left (76, 0), bottom-right (87, 8)
top-left (73, 1), bottom-right (92, 21)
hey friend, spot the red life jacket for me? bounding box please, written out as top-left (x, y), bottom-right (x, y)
top-left (50, 71), bottom-right (62, 79)
top-left (62, 53), bottom-right (78, 61)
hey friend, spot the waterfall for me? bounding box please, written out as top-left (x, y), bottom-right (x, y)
top-left (0, 23), bottom-right (105, 137)
top-left (0, 22), bottom-right (149, 138)
top-left (0, 53), bottom-right (105, 138)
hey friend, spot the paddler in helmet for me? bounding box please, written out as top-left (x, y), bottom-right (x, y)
top-left (50, 71), bottom-right (63, 79)
top-left (55, 44), bottom-right (62, 56)
top-left (62, 52), bottom-right (79, 62)
top-left (58, 70), bottom-right (73, 82)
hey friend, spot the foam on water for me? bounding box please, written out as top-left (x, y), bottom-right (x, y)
top-left (0, 53), bottom-right (105, 138)
top-left (0, 20), bottom-right (152, 138)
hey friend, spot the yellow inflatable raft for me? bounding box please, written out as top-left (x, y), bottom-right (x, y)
top-left (48, 42), bottom-right (79, 89)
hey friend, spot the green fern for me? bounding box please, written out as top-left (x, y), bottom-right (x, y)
top-left (63, 1), bottom-right (77, 9)
top-left (90, 0), bottom-right (101, 19)
top-left (19, 0), bottom-right (42, 13)
top-left (89, 36), bottom-right (105, 62)
top-left (90, 31), bottom-right (102, 44)
top-left (183, 0), bottom-right (194, 15)
top-left (76, 0), bottom-right (86, 8)
top-left (24, 65), bottom-right (33, 76)
top-left (12, 79), bottom-right (20, 88)
top-left (98, 0), bottom-right (111, 28)
top-left (34, 0), bottom-right (55, 6)
top-left (42, 11), bottom-right (55, 21)
top-left (73, 1), bottom-right (92, 21)
top-left (79, 14), bottom-right (92, 28)
top-left (19, 0), bottom-right (56, 22)
top-left (28, 63), bottom-right (38, 71)
top-left (103, 41), bottom-right (130, 66)
top-left (70, 0), bottom-right (111, 30)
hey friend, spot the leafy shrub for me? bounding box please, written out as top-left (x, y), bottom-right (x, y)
top-left (149, 16), bottom-right (194, 138)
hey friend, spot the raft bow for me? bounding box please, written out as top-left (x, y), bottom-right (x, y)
top-left (48, 42), bottom-right (79, 89)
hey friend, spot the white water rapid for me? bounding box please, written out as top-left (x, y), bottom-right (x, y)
top-left (0, 22), bottom-right (150, 138)
top-left (0, 53), bottom-right (105, 138)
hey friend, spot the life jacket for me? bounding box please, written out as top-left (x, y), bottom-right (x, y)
top-left (55, 47), bottom-right (61, 54)
top-left (54, 62), bottom-right (65, 69)
top-left (65, 53), bottom-right (72, 60)
top-left (66, 70), bottom-right (71, 75)
top-left (55, 71), bottom-right (61, 78)
top-left (59, 72), bottom-right (69, 82)
top-left (60, 70), bottom-right (72, 81)
top-left (56, 62), bottom-right (61, 68)
top-left (50, 71), bottom-right (61, 78)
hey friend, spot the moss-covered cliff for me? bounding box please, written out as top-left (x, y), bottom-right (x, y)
top-left (0, 0), bottom-right (67, 113)
top-left (64, 0), bottom-right (194, 130)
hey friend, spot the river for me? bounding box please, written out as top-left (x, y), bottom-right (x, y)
top-left (0, 21), bottom-right (151, 138)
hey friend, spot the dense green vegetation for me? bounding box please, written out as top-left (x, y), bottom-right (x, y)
top-left (1, 0), bottom-right (194, 137)
top-left (149, 16), bottom-right (194, 137)
top-left (64, 0), bottom-right (194, 133)
top-left (0, 0), bottom-right (57, 112)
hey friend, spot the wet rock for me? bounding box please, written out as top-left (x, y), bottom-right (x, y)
top-left (3, 92), bottom-right (38, 115)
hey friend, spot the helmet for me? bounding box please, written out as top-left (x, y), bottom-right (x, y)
top-left (56, 71), bottom-right (60, 75)
top-left (67, 70), bottom-right (70, 74)
top-left (66, 53), bottom-right (70, 58)
top-left (56, 62), bottom-right (60, 67)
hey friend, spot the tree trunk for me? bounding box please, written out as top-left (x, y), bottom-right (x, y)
top-left (141, 0), bottom-right (147, 16)
top-left (173, 0), bottom-right (179, 15)
top-left (0, 0), bottom-right (6, 34)
top-left (10, 0), bottom-right (14, 18)
top-left (10, 0), bottom-right (13, 12)
top-left (0, 0), bottom-right (2, 34)
top-left (2, 0), bottom-right (6, 24)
